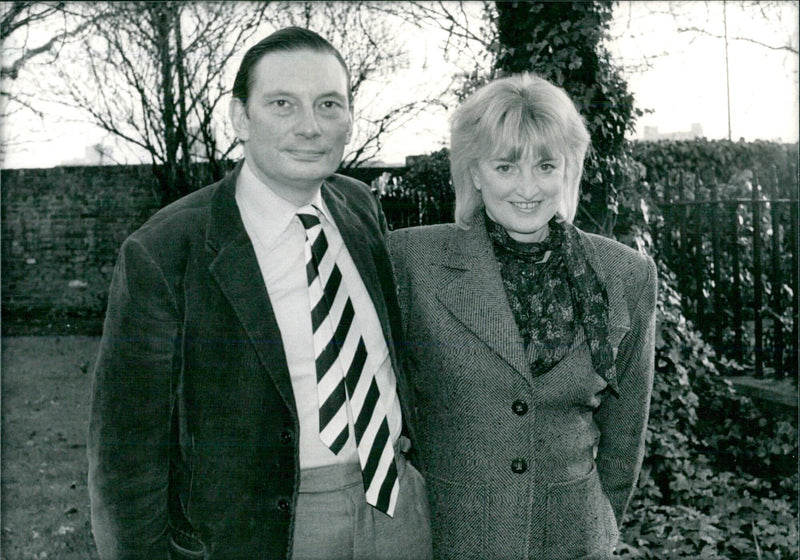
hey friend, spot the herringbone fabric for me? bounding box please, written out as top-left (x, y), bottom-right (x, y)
top-left (387, 215), bottom-right (657, 559)
top-left (298, 206), bottom-right (399, 516)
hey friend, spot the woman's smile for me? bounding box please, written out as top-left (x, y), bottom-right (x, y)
top-left (510, 200), bottom-right (543, 211)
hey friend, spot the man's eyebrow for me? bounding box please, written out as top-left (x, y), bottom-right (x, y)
top-left (317, 91), bottom-right (348, 100)
top-left (258, 90), bottom-right (347, 99)
top-left (259, 89), bottom-right (297, 98)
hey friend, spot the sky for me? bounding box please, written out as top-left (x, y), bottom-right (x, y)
top-left (610, 1), bottom-right (799, 143)
top-left (1, 1), bottom-right (798, 169)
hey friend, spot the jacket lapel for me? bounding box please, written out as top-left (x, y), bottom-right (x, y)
top-left (436, 216), bottom-right (529, 378)
top-left (321, 182), bottom-right (392, 346)
top-left (577, 229), bottom-right (631, 330)
top-left (322, 181), bottom-right (418, 437)
top-left (205, 162), bottom-right (297, 413)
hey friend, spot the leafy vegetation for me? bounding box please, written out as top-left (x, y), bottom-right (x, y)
top-left (619, 262), bottom-right (798, 559)
top-left (632, 139), bottom-right (798, 378)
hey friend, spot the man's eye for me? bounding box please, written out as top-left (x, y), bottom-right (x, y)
top-left (272, 99), bottom-right (289, 108)
top-left (320, 100), bottom-right (342, 109)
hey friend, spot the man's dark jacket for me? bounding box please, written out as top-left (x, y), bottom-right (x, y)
top-left (88, 162), bottom-right (415, 559)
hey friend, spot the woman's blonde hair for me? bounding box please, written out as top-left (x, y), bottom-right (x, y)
top-left (450, 73), bottom-right (591, 227)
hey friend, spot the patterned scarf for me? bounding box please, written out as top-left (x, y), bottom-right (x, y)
top-left (485, 211), bottom-right (618, 393)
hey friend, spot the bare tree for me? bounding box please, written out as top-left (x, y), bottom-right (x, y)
top-left (38, 1), bottom-right (456, 201)
top-left (665, 0), bottom-right (799, 55)
top-left (613, 0), bottom-right (799, 71)
top-left (376, 1), bottom-right (498, 100)
top-left (51, 1), bottom-right (271, 203)
top-left (0, 1), bottom-right (98, 156)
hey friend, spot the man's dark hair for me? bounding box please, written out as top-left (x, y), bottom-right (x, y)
top-left (232, 27), bottom-right (352, 106)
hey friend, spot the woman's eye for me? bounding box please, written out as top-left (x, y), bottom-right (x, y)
top-left (495, 164), bottom-right (512, 173)
top-left (540, 163), bottom-right (554, 171)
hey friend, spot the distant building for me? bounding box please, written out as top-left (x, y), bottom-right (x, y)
top-left (642, 123), bottom-right (704, 140)
top-left (62, 144), bottom-right (114, 166)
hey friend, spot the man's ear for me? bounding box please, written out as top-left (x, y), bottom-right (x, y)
top-left (345, 108), bottom-right (354, 144)
top-left (229, 98), bottom-right (250, 142)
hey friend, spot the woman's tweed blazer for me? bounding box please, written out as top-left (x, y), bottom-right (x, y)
top-left (387, 216), bottom-right (656, 560)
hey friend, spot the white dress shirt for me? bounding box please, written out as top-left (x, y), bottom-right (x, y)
top-left (235, 160), bottom-right (402, 469)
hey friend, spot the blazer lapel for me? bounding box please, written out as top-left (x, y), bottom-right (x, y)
top-left (205, 163), bottom-right (297, 413)
top-left (321, 182), bottom-right (392, 345)
top-left (436, 216), bottom-right (529, 378)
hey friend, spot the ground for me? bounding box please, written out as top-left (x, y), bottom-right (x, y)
top-left (2, 335), bottom-right (795, 559)
top-left (1, 336), bottom-right (100, 560)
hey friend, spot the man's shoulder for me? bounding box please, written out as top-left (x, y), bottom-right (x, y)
top-left (327, 172), bottom-right (370, 191)
top-left (325, 172), bottom-right (374, 203)
top-left (127, 180), bottom-right (220, 249)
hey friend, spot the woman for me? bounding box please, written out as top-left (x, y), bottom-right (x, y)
top-left (388, 73), bottom-right (657, 560)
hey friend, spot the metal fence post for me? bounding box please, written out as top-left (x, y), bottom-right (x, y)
top-left (769, 166), bottom-right (784, 378)
top-left (731, 201), bottom-right (744, 363)
top-left (751, 171), bottom-right (764, 377)
top-left (790, 161), bottom-right (799, 380)
top-left (693, 174), bottom-right (705, 332)
top-left (711, 179), bottom-right (723, 352)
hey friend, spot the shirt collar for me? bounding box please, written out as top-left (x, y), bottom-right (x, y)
top-left (236, 159), bottom-right (338, 247)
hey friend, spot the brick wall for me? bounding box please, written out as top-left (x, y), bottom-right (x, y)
top-left (1, 163), bottom-right (403, 320)
top-left (2, 164), bottom-right (162, 317)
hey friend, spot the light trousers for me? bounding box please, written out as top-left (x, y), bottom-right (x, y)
top-left (291, 442), bottom-right (432, 560)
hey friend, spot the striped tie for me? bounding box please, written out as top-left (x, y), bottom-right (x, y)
top-left (297, 206), bottom-right (399, 516)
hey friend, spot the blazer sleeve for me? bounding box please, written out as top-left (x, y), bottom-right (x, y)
top-left (88, 236), bottom-right (181, 559)
top-left (593, 255), bottom-right (657, 525)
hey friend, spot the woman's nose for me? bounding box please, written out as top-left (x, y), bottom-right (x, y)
top-left (516, 170), bottom-right (541, 198)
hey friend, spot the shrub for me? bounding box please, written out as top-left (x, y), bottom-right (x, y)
top-left (619, 261), bottom-right (798, 558)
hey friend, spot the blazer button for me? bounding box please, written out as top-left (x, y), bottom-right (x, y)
top-left (511, 400), bottom-right (529, 416)
top-left (511, 458), bottom-right (528, 474)
top-left (276, 497), bottom-right (292, 514)
top-left (279, 430), bottom-right (294, 445)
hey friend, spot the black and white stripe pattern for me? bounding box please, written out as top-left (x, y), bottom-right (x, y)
top-left (298, 206), bottom-right (399, 516)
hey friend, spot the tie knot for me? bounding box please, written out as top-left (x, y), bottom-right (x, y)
top-left (297, 205), bottom-right (321, 230)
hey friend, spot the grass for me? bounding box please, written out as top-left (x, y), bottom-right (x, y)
top-left (2, 336), bottom-right (100, 560)
top-left (2, 334), bottom-right (795, 559)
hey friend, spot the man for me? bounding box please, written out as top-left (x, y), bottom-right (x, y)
top-left (88, 27), bottom-right (432, 560)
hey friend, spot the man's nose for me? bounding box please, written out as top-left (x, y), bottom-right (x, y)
top-left (294, 106), bottom-right (322, 138)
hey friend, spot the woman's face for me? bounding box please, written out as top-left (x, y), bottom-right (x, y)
top-left (472, 150), bottom-right (566, 243)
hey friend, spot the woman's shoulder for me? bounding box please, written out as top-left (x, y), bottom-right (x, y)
top-left (578, 229), bottom-right (656, 288)
top-left (387, 223), bottom-right (458, 270)
top-left (388, 223), bottom-right (457, 248)
top-left (579, 230), bottom-right (645, 260)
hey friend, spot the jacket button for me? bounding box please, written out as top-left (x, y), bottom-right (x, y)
top-left (276, 497), bottom-right (291, 514)
top-left (279, 430), bottom-right (294, 445)
top-left (511, 400), bottom-right (528, 416)
top-left (511, 458), bottom-right (527, 474)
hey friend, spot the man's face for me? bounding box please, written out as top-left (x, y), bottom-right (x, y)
top-left (230, 49), bottom-right (352, 205)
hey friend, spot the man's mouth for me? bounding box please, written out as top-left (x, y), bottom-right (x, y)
top-left (287, 149), bottom-right (327, 160)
